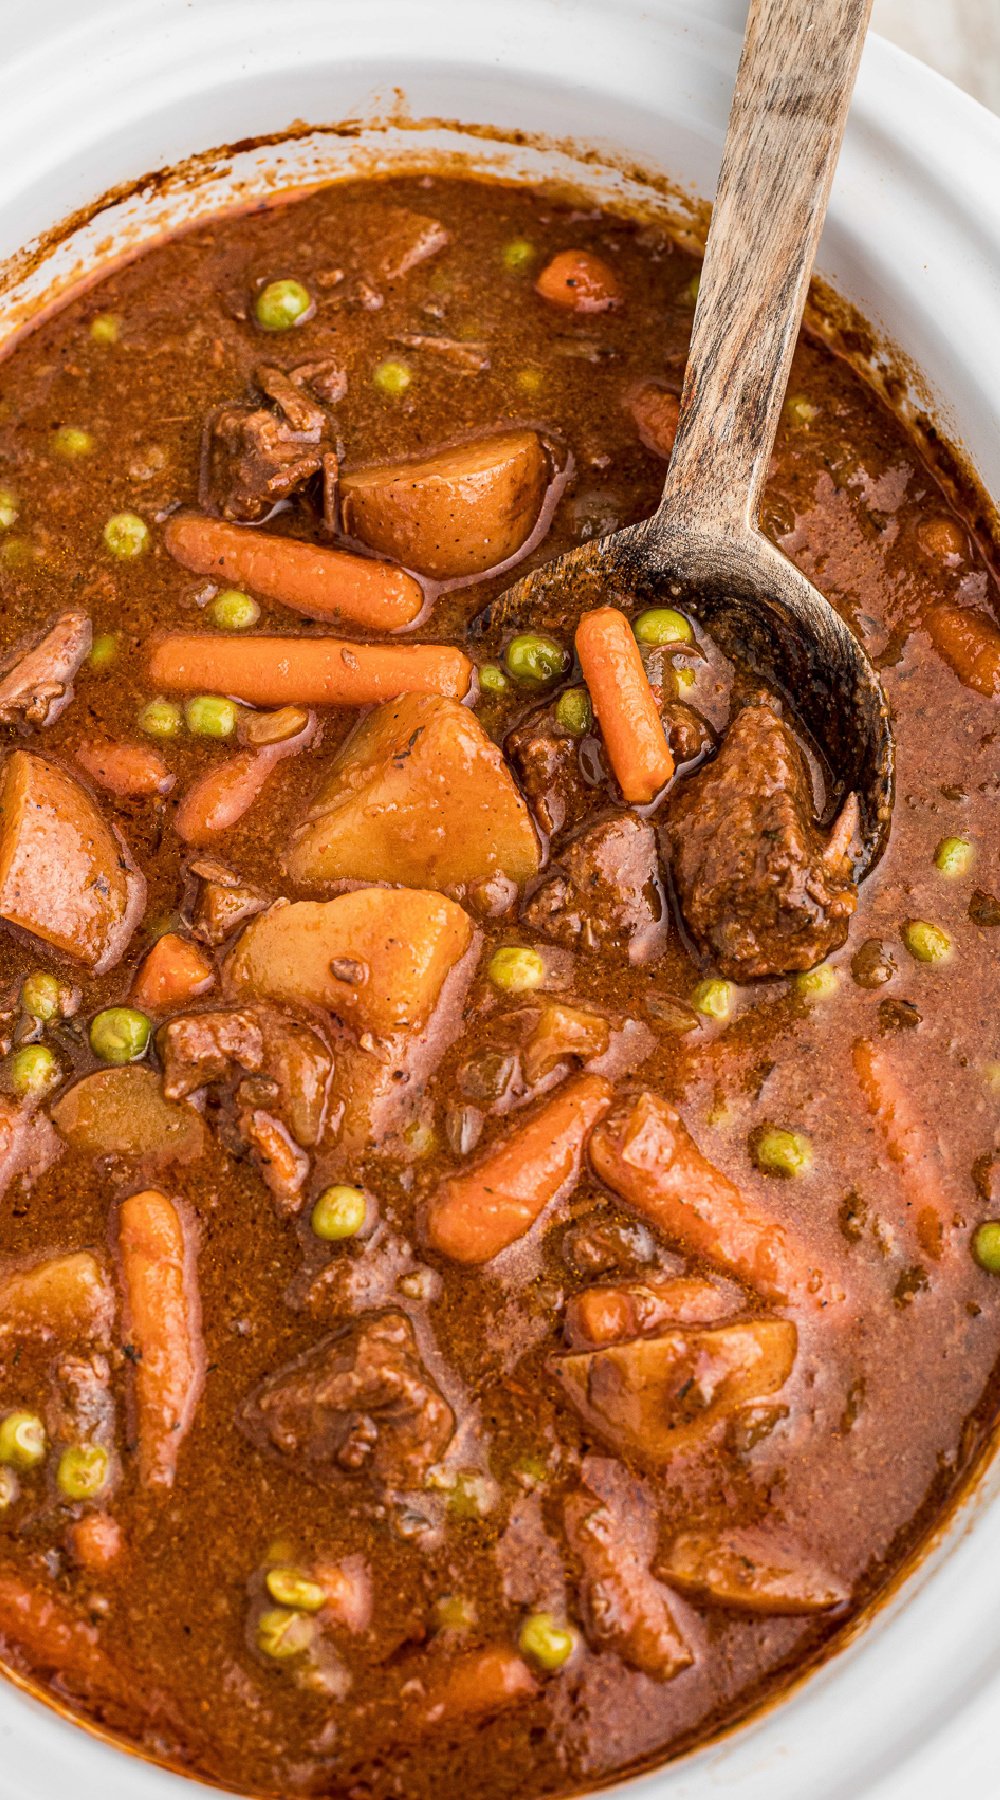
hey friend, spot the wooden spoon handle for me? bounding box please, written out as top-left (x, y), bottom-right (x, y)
top-left (655, 0), bottom-right (872, 533)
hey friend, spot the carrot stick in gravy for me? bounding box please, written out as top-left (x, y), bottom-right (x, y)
top-left (575, 607), bottom-right (674, 803)
top-left (589, 1091), bottom-right (837, 1308)
top-left (149, 633), bottom-right (472, 707)
top-left (165, 514), bottom-right (424, 631)
top-left (118, 1189), bottom-right (204, 1487)
top-left (427, 1074), bottom-right (612, 1263)
top-left (851, 1038), bottom-right (953, 1258)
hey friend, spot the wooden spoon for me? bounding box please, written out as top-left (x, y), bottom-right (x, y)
top-left (482, 0), bottom-right (893, 873)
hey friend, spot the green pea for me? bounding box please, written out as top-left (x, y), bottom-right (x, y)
top-left (265, 1566), bottom-right (327, 1612)
top-left (504, 633), bottom-right (569, 689)
top-left (257, 1606), bottom-right (316, 1660)
top-left (402, 1119), bottom-right (438, 1157)
top-left (0, 536), bottom-right (32, 567)
top-left (674, 665), bottom-right (697, 692)
top-left (21, 971), bottom-right (61, 1022)
top-left (518, 1611), bottom-right (577, 1672)
top-left (209, 588), bottom-right (260, 632)
top-left (255, 279), bottom-right (313, 333)
top-left (184, 694), bottom-right (238, 739)
top-left (311, 1185), bottom-right (367, 1242)
top-left (373, 358), bottom-right (412, 397)
top-left (88, 632), bottom-right (119, 671)
top-left (0, 1468), bottom-right (19, 1511)
top-left (516, 368), bottom-right (543, 396)
top-left (902, 919), bottom-right (952, 964)
top-left (501, 238), bottom-right (536, 273)
top-left (0, 1411), bottom-right (46, 1471)
top-left (89, 1006), bottom-right (151, 1066)
top-left (90, 313), bottom-right (121, 346)
top-left (138, 697), bottom-right (183, 740)
top-left (691, 978), bottom-right (734, 1021)
top-left (784, 393), bottom-right (818, 428)
top-left (752, 1126), bottom-right (813, 1179)
top-left (488, 946), bottom-right (545, 993)
top-left (0, 487), bottom-right (18, 530)
top-left (934, 836), bottom-right (974, 878)
top-left (103, 511), bottom-right (149, 559)
top-left (973, 1221), bottom-right (1000, 1275)
top-left (57, 1443), bottom-right (110, 1502)
top-left (8, 1044), bottom-right (59, 1100)
top-left (554, 686), bottom-right (592, 737)
top-left (794, 964), bottom-right (839, 1001)
top-left (633, 607), bottom-right (693, 647)
top-left (478, 663), bottom-right (510, 696)
top-left (679, 271), bottom-right (700, 307)
top-left (51, 425), bottom-right (94, 460)
top-left (434, 1593), bottom-right (476, 1632)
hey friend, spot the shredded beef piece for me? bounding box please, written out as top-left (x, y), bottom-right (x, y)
top-left (505, 708), bottom-right (598, 839)
top-left (199, 362), bottom-right (338, 525)
top-left (243, 1310), bottom-right (454, 1489)
top-left (663, 692), bottom-right (859, 979)
top-left (523, 814), bottom-right (667, 962)
top-left (0, 612), bottom-right (92, 728)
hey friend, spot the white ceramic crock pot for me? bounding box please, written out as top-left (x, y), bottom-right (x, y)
top-left (1, 2), bottom-right (1000, 1795)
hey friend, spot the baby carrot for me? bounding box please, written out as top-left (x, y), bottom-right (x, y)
top-left (118, 1189), bottom-right (204, 1487)
top-left (148, 633), bottom-right (473, 707)
top-left (534, 250), bottom-right (623, 313)
top-left (165, 514), bottom-right (423, 631)
top-left (923, 598), bottom-right (1000, 697)
top-left (131, 932), bottom-right (214, 1012)
top-left (427, 1073), bottom-right (612, 1263)
top-left (851, 1038), bottom-right (952, 1259)
top-left (575, 605), bottom-right (675, 803)
top-left (589, 1091), bottom-right (836, 1309)
top-left (75, 737), bottom-right (175, 799)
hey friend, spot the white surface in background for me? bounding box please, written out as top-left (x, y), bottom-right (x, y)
top-left (873, 0), bottom-right (1000, 112)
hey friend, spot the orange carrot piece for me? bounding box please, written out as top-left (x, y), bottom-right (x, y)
top-left (149, 633), bottom-right (472, 708)
top-left (75, 737), bottom-right (175, 799)
top-left (427, 1073), bottom-right (612, 1264)
top-left (923, 599), bottom-right (1000, 697)
top-left (627, 383), bottom-right (680, 459)
top-left (851, 1038), bottom-right (951, 1258)
top-left (535, 250), bottom-right (624, 313)
top-left (0, 1569), bottom-right (119, 1692)
top-left (69, 1512), bottom-right (124, 1574)
top-left (175, 709), bottom-right (315, 846)
top-left (165, 514), bottom-right (424, 631)
top-left (589, 1092), bottom-right (836, 1308)
top-left (565, 1275), bottom-right (731, 1348)
top-left (420, 1645), bottom-right (538, 1727)
top-left (575, 606), bottom-right (675, 803)
top-left (132, 932), bottom-right (214, 1013)
top-left (118, 1189), bottom-right (204, 1487)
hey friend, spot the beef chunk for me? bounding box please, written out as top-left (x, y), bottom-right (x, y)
top-left (505, 707), bottom-right (598, 839)
top-left (158, 1002), bottom-right (337, 1207)
top-left (523, 815), bottom-right (667, 962)
top-left (243, 1311), bottom-right (454, 1489)
top-left (664, 693), bottom-right (858, 979)
top-left (660, 700), bottom-right (715, 769)
top-left (0, 612), bottom-right (92, 728)
top-left (187, 859), bottom-right (267, 946)
top-left (200, 363), bottom-right (337, 525)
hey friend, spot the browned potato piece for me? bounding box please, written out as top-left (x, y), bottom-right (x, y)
top-left (340, 431), bottom-right (549, 578)
top-left (51, 1067), bottom-right (206, 1165)
top-left (224, 889), bottom-right (477, 1035)
top-left (0, 751), bottom-right (145, 970)
top-left (658, 1527), bottom-right (848, 1616)
top-left (0, 1252), bottom-right (114, 1344)
top-left (553, 1319), bottom-right (796, 1468)
top-left (287, 695), bottom-right (540, 895)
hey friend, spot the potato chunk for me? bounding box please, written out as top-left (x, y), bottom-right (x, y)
top-left (0, 1252), bottom-right (114, 1345)
top-left (52, 1067), bottom-right (206, 1165)
top-left (658, 1527), bottom-right (848, 1616)
top-left (340, 431), bottom-right (549, 578)
top-left (0, 751), bottom-right (144, 969)
top-left (553, 1318), bottom-right (796, 1468)
top-left (288, 695), bottom-right (540, 895)
top-left (224, 888), bottom-right (477, 1035)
